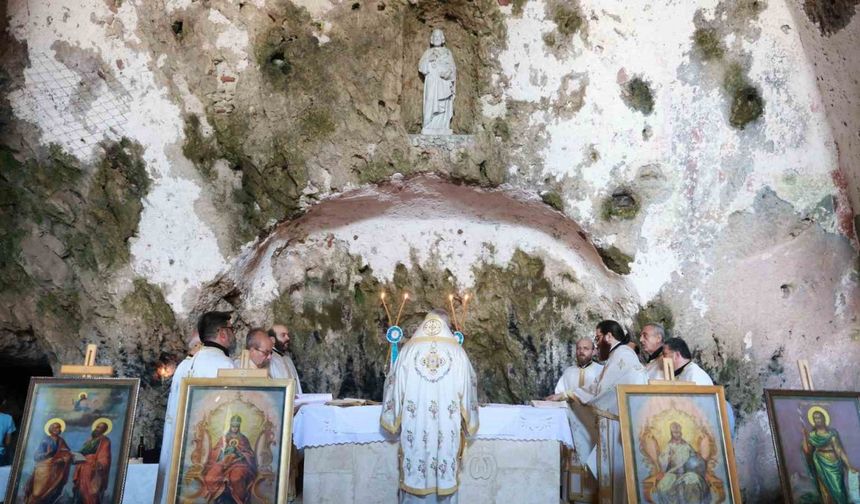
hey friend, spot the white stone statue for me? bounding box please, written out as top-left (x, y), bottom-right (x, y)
top-left (419, 28), bottom-right (456, 135)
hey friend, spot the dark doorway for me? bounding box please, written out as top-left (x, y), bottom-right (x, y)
top-left (0, 357), bottom-right (53, 465)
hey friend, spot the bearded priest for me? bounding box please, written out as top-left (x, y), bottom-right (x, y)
top-left (380, 309), bottom-right (479, 504)
top-left (567, 320), bottom-right (648, 504)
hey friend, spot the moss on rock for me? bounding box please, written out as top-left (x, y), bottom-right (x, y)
top-left (634, 300), bottom-right (674, 334)
top-left (121, 279), bottom-right (176, 328)
top-left (702, 354), bottom-right (763, 416)
top-left (601, 189), bottom-right (640, 221)
top-left (596, 245), bottom-right (633, 275)
top-left (182, 114), bottom-right (221, 180)
top-left (540, 191), bottom-right (565, 212)
top-left (693, 28), bottom-right (724, 61)
top-left (621, 77), bottom-right (654, 115)
top-left (728, 84), bottom-right (764, 129)
top-left (271, 249), bottom-right (588, 403)
top-left (512, 0), bottom-right (529, 16)
top-left (83, 139), bottom-right (151, 270)
top-left (550, 1), bottom-right (584, 37)
top-left (0, 147), bottom-right (33, 292)
top-left (37, 290), bottom-right (82, 334)
top-left (721, 59), bottom-right (764, 131)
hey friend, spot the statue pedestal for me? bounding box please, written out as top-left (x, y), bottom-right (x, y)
top-left (409, 134), bottom-right (475, 151)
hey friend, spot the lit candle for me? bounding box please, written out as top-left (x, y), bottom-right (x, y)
top-left (395, 292), bottom-right (409, 326)
top-left (380, 291), bottom-right (392, 326)
top-left (448, 294), bottom-right (460, 331)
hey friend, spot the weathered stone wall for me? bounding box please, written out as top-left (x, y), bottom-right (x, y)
top-left (1, 0), bottom-right (858, 499)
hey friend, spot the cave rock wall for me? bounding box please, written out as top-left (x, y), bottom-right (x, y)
top-left (1, 0), bottom-right (859, 499)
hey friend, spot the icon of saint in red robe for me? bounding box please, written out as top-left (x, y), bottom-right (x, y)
top-left (202, 415), bottom-right (257, 503)
top-left (73, 419), bottom-right (113, 504)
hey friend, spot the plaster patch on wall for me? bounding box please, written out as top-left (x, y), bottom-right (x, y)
top-left (291, 0), bottom-right (337, 19)
top-left (209, 9), bottom-right (251, 70)
top-left (628, 201), bottom-right (681, 303)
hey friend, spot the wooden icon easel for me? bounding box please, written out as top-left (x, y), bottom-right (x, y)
top-left (59, 344), bottom-right (113, 376)
top-left (217, 349), bottom-right (268, 378)
top-left (798, 359), bottom-right (814, 391)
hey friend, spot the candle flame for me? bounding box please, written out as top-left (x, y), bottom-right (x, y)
top-left (156, 363), bottom-right (175, 380)
top-left (404, 293), bottom-right (409, 300)
top-left (380, 292), bottom-right (386, 299)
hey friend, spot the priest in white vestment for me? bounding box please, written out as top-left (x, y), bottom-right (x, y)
top-left (155, 311), bottom-right (237, 504)
top-left (234, 328), bottom-right (277, 372)
top-left (554, 337), bottom-right (604, 394)
top-left (661, 336), bottom-right (737, 436)
top-left (567, 321), bottom-right (648, 504)
top-left (662, 337), bottom-right (713, 385)
top-left (381, 309), bottom-right (479, 504)
top-left (546, 337), bottom-right (603, 466)
top-left (270, 324), bottom-right (303, 394)
top-left (640, 323), bottom-right (667, 380)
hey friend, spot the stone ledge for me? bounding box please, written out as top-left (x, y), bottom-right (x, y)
top-left (409, 134), bottom-right (475, 150)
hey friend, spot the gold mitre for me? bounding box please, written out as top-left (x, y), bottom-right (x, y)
top-left (421, 309), bottom-right (452, 337)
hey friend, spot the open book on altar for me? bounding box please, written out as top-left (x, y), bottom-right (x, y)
top-left (294, 393), bottom-right (332, 409)
top-left (326, 397), bottom-right (379, 407)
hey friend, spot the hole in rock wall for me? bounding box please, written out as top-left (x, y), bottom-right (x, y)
top-left (0, 331), bottom-right (53, 463)
top-left (401, 3), bottom-right (483, 134)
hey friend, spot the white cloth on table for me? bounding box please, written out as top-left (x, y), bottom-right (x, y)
top-left (380, 314), bottom-right (479, 497)
top-left (554, 361), bottom-right (603, 395)
top-left (401, 490), bottom-right (458, 504)
top-left (293, 404), bottom-right (573, 449)
top-left (155, 345), bottom-right (235, 504)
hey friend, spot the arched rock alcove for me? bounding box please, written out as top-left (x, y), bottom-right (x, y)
top-left (196, 174), bottom-right (639, 402)
top-left (400, 1), bottom-right (502, 134)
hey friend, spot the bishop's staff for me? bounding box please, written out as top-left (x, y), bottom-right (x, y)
top-left (381, 291), bottom-right (410, 368)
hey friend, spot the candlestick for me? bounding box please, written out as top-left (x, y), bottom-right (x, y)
top-left (394, 292), bottom-right (409, 326)
top-left (448, 294), bottom-right (461, 332)
top-left (380, 291), bottom-right (393, 326)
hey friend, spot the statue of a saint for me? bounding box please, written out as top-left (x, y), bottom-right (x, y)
top-left (419, 29), bottom-right (456, 135)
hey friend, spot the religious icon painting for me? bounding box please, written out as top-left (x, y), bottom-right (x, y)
top-left (4, 377), bottom-right (140, 504)
top-left (166, 377), bottom-right (297, 504)
top-left (765, 389), bottom-right (860, 504)
top-left (617, 384), bottom-right (742, 504)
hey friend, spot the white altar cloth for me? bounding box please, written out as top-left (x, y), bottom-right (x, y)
top-left (293, 404), bottom-right (573, 449)
top-left (0, 462), bottom-right (157, 504)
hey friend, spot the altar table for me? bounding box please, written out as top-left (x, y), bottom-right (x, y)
top-left (294, 404), bottom-right (572, 504)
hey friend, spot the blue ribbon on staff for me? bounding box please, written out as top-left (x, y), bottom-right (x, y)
top-left (386, 326), bottom-right (403, 366)
top-left (381, 291), bottom-right (409, 367)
